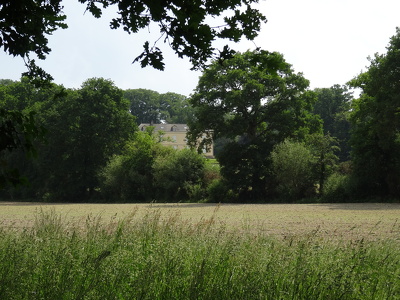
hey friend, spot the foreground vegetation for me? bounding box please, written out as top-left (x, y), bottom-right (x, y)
top-left (1, 209), bottom-right (399, 299)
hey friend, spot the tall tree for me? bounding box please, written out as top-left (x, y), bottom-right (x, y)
top-left (0, 78), bottom-right (136, 200)
top-left (1, 0), bottom-right (266, 187)
top-left (0, 78), bottom-right (50, 190)
top-left (313, 85), bottom-right (352, 161)
top-left (349, 27), bottom-right (400, 197)
top-left (125, 89), bottom-right (162, 124)
top-left (188, 50), bottom-right (321, 201)
top-left (159, 92), bottom-right (194, 124)
top-left (41, 78), bottom-right (136, 201)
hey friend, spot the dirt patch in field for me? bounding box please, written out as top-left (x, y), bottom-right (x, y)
top-left (0, 202), bottom-right (399, 241)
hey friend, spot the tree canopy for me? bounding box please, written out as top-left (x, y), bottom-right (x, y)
top-left (313, 85), bottom-right (352, 161)
top-left (188, 50), bottom-right (321, 200)
top-left (0, 78), bottom-right (136, 201)
top-left (0, 0), bottom-right (265, 182)
top-left (349, 27), bottom-right (400, 197)
top-left (124, 89), bottom-right (193, 124)
top-left (0, 0), bottom-right (266, 82)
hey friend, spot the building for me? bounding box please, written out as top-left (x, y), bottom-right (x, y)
top-left (139, 123), bottom-right (213, 157)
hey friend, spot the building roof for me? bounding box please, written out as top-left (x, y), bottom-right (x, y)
top-left (139, 123), bottom-right (189, 132)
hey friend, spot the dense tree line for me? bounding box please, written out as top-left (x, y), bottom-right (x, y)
top-left (0, 78), bottom-right (211, 202)
top-left (1, 0), bottom-right (399, 203)
top-left (3, 25), bottom-right (400, 203)
top-left (0, 0), bottom-right (266, 189)
top-left (0, 78), bottom-right (135, 201)
top-left (124, 89), bottom-right (194, 124)
top-left (187, 28), bottom-right (400, 202)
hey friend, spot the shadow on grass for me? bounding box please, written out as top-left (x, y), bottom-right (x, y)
top-left (309, 202), bottom-right (400, 210)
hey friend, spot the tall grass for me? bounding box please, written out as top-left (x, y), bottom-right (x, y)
top-left (0, 208), bottom-right (399, 299)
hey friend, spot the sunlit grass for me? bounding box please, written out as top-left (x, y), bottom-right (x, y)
top-left (0, 209), bottom-right (399, 299)
top-left (1, 202), bottom-right (399, 240)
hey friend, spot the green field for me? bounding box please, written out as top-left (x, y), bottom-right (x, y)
top-left (1, 202), bottom-right (399, 240)
top-left (0, 202), bottom-right (399, 299)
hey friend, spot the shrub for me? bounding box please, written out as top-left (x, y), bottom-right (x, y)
top-left (153, 149), bottom-right (206, 202)
top-left (99, 131), bottom-right (173, 202)
top-left (271, 139), bottom-right (316, 201)
top-left (321, 173), bottom-right (351, 202)
top-left (206, 179), bottom-right (237, 203)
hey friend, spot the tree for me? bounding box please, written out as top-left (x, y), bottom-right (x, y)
top-left (125, 89), bottom-right (162, 124)
top-left (159, 92), bottom-right (194, 124)
top-left (42, 78), bottom-right (136, 201)
top-left (1, 0), bottom-right (266, 82)
top-left (306, 133), bottom-right (339, 195)
top-left (0, 78), bottom-right (50, 190)
top-left (313, 85), bottom-right (352, 161)
top-left (0, 78), bottom-right (136, 200)
top-left (349, 27), bottom-right (400, 198)
top-left (188, 50), bottom-right (321, 201)
top-left (0, 0), bottom-right (67, 84)
top-left (125, 89), bottom-right (194, 124)
top-left (1, 0), bottom-right (265, 190)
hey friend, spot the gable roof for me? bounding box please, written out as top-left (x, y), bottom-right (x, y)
top-left (139, 123), bottom-right (189, 132)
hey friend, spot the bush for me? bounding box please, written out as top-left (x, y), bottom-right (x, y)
top-left (99, 131), bottom-right (173, 202)
top-left (153, 149), bottom-right (206, 202)
top-left (271, 140), bottom-right (316, 201)
top-left (321, 173), bottom-right (351, 202)
top-left (206, 179), bottom-right (237, 203)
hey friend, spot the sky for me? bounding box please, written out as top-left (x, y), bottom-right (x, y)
top-left (0, 0), bottom-right (399, 96)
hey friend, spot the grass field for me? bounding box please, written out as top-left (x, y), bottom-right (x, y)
top-left (1, 202), bottom-right (399, 299)
top-left (1, 202), bottom-right (399, 241)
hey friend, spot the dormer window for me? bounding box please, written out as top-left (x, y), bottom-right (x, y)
top-left (171, 125), bottom-right (178, 132)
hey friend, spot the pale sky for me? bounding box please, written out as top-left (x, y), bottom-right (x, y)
top-left (1, 0), bottom-right (399, 96)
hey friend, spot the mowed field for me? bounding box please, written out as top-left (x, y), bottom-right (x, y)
top-left (1, 202), bottom-right (399, 241)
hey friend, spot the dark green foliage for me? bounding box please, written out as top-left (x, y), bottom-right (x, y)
top-left (188, 50), bottom-right (322, 201)
top-left (321, 173), bottom-right (352, 202)
top-left (205, 178), bottom-right (235, 203)
top-left (0, 78), bottom-right (51, 190)
top-left (124, 89), bottom-right (193, 124)
top-left (306, 133), bottom-right (340, 195)
top-left (153, 149), bottom-right (206, 202)
top-left (100, 130), bottom-right (172, 202)
top-left (125, 89), bottom-right (161, 124)
top-left (313, 85), bottom-right (353, 161)
top-left (0, 109), bottom-right (45, 188)
top-left (0, 78), bottom-right (136, 201)
top-left (349, 27), bottom-right (400, 198)
top-left (271, 139), bottom-right (316, 200)
top-left (40, 78), bottom-right (136, 201)
top-left (1, 0), bottom-right (265, 83)
top-left (0, 0), bottom-right (67, 84)
top-left (1, 0), bottom-right (265, 186)
top-left (159, 92), bottom-right (195, 124)
top-left (100, 130), bottom-right (207, 202)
